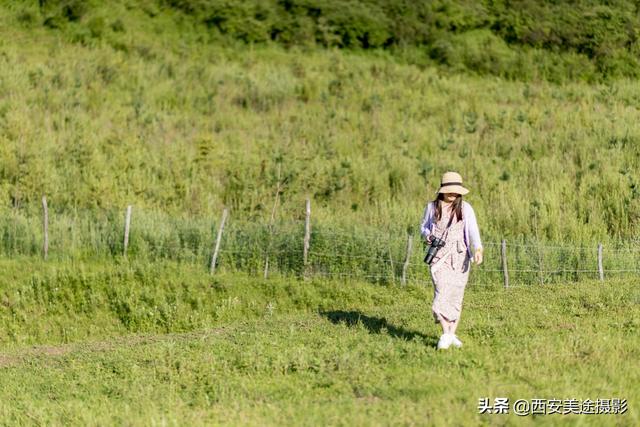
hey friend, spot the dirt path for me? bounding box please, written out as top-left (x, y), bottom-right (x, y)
top-left (0, 327), bottom-right (228, 368)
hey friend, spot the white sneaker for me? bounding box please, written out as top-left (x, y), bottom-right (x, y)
top-left (437, 333), bottom-right (453, 350)
top-left (451, 335), bottom-right (463, 348)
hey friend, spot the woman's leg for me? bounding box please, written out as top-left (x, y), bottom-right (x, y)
top-left (440, 320), bottom-right (448, 334)
top-left (439, 315), bottom-right (453, 334)
top-left (436, 313), bottom-right (459, 335)
top-left (449, 317), bottom-right (459, 335)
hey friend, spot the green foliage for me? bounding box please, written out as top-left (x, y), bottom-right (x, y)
top-left (0, 258), bottom-right (638, 424)
top-left (0, 1), bottom-right (639, 247)
top-left (8, 0), bottom-right (640, 80)
top-left (39, 0), bottom-right (93, 28)
top-left (150, 0), bottom-right (640, 80)
top-left (430, 29), bottom-right (519, 77)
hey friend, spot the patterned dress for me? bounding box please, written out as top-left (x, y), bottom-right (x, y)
top-left (429, 207), bottom-right (471, 324)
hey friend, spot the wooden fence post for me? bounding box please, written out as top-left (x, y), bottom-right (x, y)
top-left (123, 205), bottom-right (132, 258)
top-left (387, 244), bottom-right (395, 285)
top-left (401, 234), bottom-right (413, 286)
top-left (210, 208), bottom-right (228, 274)
top-left (264, 164), bottom-right (282, 280)
top-left (537, 242), bottom-right (544, 286)
top-left (501, 239), bottom-right (509, 289)
top-left (42, 196), bottom-right (48, 260)
top-left (598, 243), bottom-right (604, 282)
top-left (303, 199), bottom-right (311, 276)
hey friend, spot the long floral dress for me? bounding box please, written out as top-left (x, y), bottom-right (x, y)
top-left (429, 207), bottom-right (471, 324)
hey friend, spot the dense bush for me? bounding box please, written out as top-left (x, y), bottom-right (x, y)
top-left (11, 0), bottom-right (640, 80)
top-left (154, 0), bottom-right (640, 80)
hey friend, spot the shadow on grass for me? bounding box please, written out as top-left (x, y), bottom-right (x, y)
top-left (319, 310), bottom-right (438, 346)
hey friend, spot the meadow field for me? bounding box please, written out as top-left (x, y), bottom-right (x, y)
top-left (0, 1), bottom-right (639, 244)
top-left (0, 1), bottom-right (639, 426)
top-left (0, 258), bottom-right (638, 426)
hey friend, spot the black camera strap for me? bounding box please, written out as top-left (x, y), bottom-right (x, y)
top-left (438, 209), bottom-right (456, 242)
top-left (423, 210), bottom-right (457, 266)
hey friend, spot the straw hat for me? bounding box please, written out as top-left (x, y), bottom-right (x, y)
top-left (436, 171), bottom-right (469, 195)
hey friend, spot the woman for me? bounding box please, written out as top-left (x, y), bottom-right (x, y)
top-left (420, 171), bottom-right (483, 350)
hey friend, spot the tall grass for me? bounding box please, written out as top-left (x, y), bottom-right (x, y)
top-left (0, 4), bottom-right (639, 245)
top-left (0, 206), bottom-right (638, 286)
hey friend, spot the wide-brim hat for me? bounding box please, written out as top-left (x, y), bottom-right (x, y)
top-left (436, 171), bottom-right (469, 195)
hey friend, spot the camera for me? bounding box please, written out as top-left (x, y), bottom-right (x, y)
top-left (424, 237), bottom-right (446, 265)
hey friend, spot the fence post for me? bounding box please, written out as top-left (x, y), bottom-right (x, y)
top-left (501, 239), bottom-right (509, 289)
top-left (264, 164), bottom-right (282, 280)
top-left (537, 242), bottom-right (544, 286)
top-left (598, 243), bottom-right (604, 282)
top-left (42, 196), bottom-right (48, 260)
top-left (210, 208), bottom-right (228, 274)
top-left (401, 234), bottom-right (413, 286)
top-left (303, 198), bottom-right (311, 277)
top-left (388, 244), bottom-right (396, 285)
top-left (123, 205), bottom-right (132, 258)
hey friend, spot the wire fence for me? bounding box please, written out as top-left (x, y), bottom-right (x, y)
top-left (1, 201), bottom-right (639, 288)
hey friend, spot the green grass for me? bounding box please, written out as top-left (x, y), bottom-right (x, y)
top-left (0, 2), bottom-right (638, 425)
top-left (0, 3), bottom-right (639, 245)
top-left (0, 257), bottom-right (638, 425)
top-left (4, 205), bottom-right (638, 288)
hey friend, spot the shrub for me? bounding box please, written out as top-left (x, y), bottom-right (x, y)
top-left (29, 0), bottom-right (640, 80)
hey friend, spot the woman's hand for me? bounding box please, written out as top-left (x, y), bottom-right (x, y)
top-left (474, 249), bottom-right (483, 265)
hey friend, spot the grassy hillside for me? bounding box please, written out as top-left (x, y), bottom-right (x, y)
top-left (14, 0), bottom-right (640, 81)
top-left (0, 4), bottom-right (638, 425)
top-left (0, 1), bottom-right (639, 247)
top-left (0, 258), bottom-right (638, 425)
